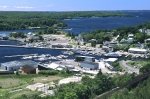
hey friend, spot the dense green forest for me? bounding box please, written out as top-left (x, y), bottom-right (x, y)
top-left (0, 12), bottom-right (65, 30)
top-left (104, 59), bottom-right (150, 99)
top-left (108, 76), bottom-right (150, 99)
top-left (0, 11), bottom-right (126, 31)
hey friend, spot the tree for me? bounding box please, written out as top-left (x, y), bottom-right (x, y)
top-left (135, 32), bottom-right (145, 43)
top-left (140, 63), bottom-right (150, 74)
top-left (64, 92), bottom-right (78, 99)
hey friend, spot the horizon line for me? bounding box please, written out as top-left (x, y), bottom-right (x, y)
top-left (0, 10), bottom-right (150, 12)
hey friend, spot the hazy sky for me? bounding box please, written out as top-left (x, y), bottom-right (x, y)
top-left (0, 0), bottom-right (149, 11)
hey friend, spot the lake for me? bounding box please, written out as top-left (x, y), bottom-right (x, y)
top-left (63, 11), bottom-right (150, 34)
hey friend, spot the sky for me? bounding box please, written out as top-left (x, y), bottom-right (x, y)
top-left (0, 0), bottom-right (149, 11)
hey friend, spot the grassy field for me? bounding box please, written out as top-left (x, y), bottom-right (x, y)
top-left (0, 74), bottom-right (63, 99)
top-left (127, 60), bottom-right (150, 68)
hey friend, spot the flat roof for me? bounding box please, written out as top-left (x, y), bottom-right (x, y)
top-left (105, 58), bottom-right (118, 62)
top-left (76, 55), bottom-right (95, 58)
top-left (80, 62), bottom-right (98, 69)
top-left (47, 63), bottom-right (59, 69)
top-left (129, 48), bottom-right (147, 52)
top-left (1, 60), bottom-right (38, 68)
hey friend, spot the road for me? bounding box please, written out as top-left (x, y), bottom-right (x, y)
top-left (120, 60), bottom-right (139, 74)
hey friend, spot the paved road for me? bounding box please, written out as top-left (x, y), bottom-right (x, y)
top-left (120, 60), bottom-right (139, 74)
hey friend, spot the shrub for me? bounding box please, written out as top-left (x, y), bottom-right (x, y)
top-left (39, 70), bottom-right (58, 75)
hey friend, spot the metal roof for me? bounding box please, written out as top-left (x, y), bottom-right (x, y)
top-left (80, 62), bottom-right (98, 69)
top-left (1, 60), bottom-right (38, 68)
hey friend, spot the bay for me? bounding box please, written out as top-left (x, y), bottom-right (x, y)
top-left (64, 11), bottom-right (150, 34)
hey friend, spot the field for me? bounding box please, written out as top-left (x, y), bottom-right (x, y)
top-left (0, 74), bottom-right (62, 99)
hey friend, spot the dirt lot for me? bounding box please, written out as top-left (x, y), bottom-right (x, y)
top-left (33, 76), bottom-right (62, 83)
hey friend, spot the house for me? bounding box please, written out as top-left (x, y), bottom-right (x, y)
top-left (145, 29), bottom-right (150, 35)
top-left (128, 48), bottom-right (148, 54)
top-left (139, 29), bottom-right (150, 35)
top-left (139, 29), bottom-right (144, 33)
top-left (0, 35), bottom-right (9, 40)
top-left (52, 44), bottom-right (64, 48)
top-left (20, 65), bottom-right (38, 74)
top-left (127, 38), bottom-right (134, 43)
top-left (127, 34), bottom-right (134, 43)
top-left (109, 41), bottom-right (118, 47)
top-left (128, 34), bottom-right (134, 38)
top-left (145, 38), bottom-right (150, 43)
top-left (26, 35), bottom-right (42, 42)
top-left (0, 60), bottom-right (38, 73)
top-left (102, 46), bottom-right (113, 52)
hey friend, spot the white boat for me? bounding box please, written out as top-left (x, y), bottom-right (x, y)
top-left (22, 56), bottom-right (33, 59)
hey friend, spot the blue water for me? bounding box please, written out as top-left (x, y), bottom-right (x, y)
top-left (64, 11), bottom-right (150, 34)
top-left (0, 46), bottom-right (64, 63)
top-left (1, 11), bottom-right (150, 63)
top-left (0, 40), bottom-right (22, 45)
top-left (0, 11), bottom-right (150, 35)
top-left (0, 46), bottom-right (101, 63)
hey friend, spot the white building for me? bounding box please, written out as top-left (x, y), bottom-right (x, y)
top-left (139, 29), bottom-right (150, 35)
top-left (127, 34), bottom-right (134, 43)
top-left (128, 48), bottom-right (148, 54)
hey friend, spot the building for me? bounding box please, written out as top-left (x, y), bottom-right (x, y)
top-left (127, 38), bottom-right (134, 43)
top-left (102, 46), bottom-right (113, 52)
top-left (145, 29), bottom-right (150, 35)
top-left (104, 52), bottom-right (122, 58)
top-left (75, 56), bottom-right (98, 70)
top-left (0, 60), bottom-right (38, 73)
top-left (127, 34), bottom-right (134, 43)
top-left (128, 48), bottom-right (148, 54)
top-left (128, 34), bottom-right (134, 38)
top-left (51, 44), bottom-right (72, 48)
top-left (75, 56), bottom-right (95, 62)
top-left (145, 38), bottom-right (150, 43)
top-left (26, 35), bottom-right (42, 42)
top-left (80, 62), bottom-right (99, 70)
top-left (0, 36), bottom-right (9, 40)
top-left (104, 58), bottom-right (118, 64)
top-left (139, 29), bottom-right (150, 35)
